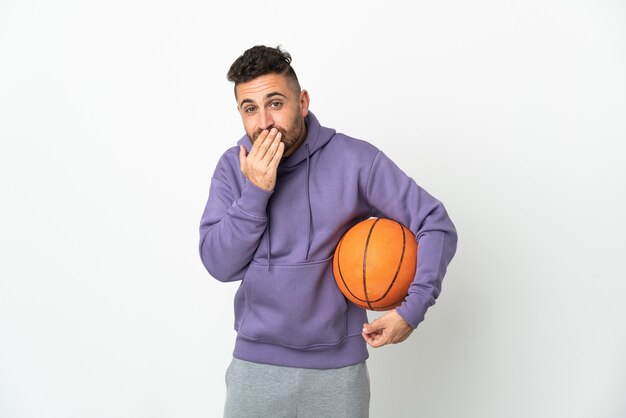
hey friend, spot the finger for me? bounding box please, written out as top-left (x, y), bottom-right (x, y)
top-left (371, 338), bottom-right (387, 348)
top-left (239, 145), bottom-right (247, 173)
top-left (363, 331), bottom-right (387, 348)
top-left (248, 129), bottom-right (269, 157)
top-left (253, 128), bottom-right (277, 160)
top-left (264, 132), bottom-right (282, 165)
top-left (268, 141), bottom-right (284, 169)
top-left (260, 131), bottom-right (281, 164)
top-left (362, 328), bottom-right (382, 340)
top-left (369, 338), bottom-right (385, 348)
top-left (362, 331), bottom-right (375, 345)
top-left (363, 319), bottom-right (383, 335)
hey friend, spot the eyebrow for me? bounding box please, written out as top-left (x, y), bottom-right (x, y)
top-left (239, 91), bottom-right (288, 108)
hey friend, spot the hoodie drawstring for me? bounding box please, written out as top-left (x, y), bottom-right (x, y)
top-left (305, 143), bottom-right (312, 260)
top-left (266, 206), bottom-right (272, 272)
top-left (266, 143), bottom-right (313, 270)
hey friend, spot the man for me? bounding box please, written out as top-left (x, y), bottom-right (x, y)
top-left (199, 45), bottom-right (457, 418)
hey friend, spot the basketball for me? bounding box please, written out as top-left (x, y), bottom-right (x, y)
top-left (332, 218), bottom-right (418, 311)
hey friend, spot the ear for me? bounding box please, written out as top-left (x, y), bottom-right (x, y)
top-left (300, 89), bottom-right (310, 117)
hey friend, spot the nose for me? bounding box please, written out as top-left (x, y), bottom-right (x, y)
top-left (258, 109), bottom-right (274, 131)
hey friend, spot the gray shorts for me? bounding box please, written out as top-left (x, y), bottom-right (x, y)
top-left (223, 358), bottom-right (370, 418)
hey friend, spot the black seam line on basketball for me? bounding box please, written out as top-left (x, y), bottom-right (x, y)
top-left (337, 220), bottom-right (404, 306)
top-left (351, 220), bottom-right (407, 306)
top-left (356, 220), bottom-right (407, 307)
top-left (337, 233), bottom-right (375, 304)
top-left (362, 218), bottom-right (381, 310)
top-left (374, 220), bottom-right (407, 302)
top-left (336, 235), bottom-right (365, 302)
top-left (336, 220), bottom-right (410, 308)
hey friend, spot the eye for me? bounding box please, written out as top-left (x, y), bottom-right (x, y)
top-left (270, 101), bottom-right (283, 109)
top-left (243, 106), bottom-right (257, 114)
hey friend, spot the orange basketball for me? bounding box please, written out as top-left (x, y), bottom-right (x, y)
top-left (332, 218), bottom-right (417, 311)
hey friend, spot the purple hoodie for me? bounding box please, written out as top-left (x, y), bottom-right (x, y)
top-left (199, 112), bottom-right (457, 369)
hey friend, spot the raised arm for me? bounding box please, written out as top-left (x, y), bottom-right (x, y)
top-left (199, 129), bottom-right (284, 282)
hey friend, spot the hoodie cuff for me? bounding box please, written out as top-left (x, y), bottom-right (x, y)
top-left (235, 179), bottom-right (273, 219)
top-left (395, 292), bottom-right (433, 329)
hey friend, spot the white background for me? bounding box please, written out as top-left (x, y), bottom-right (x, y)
top-left (1, 1), bottom-right (625, 417)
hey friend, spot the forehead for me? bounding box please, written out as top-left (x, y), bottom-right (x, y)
top-left (235, 73), bottom-right (294, 103)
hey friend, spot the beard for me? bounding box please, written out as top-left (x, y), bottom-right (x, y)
top-left (250, 114), bottom-right (307, 156)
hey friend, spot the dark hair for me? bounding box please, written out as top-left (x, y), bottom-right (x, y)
top-left (227, 45), bottom-right (300, 91)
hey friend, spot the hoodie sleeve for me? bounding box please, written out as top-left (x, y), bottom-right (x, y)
top-left (198, 152), bottom-right (273, 282)
top-left (366, 151), bottom-right (458, 328)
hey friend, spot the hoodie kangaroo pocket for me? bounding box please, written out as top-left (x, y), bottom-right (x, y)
top-left (237, 256), bottom-right (348, 349)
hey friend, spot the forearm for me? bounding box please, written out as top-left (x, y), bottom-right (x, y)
top-left (396, 226), bottom-right (457, 328)
top-left (366, 150), bottom-right (458, 328)
top-left (199, 178), bottom-right (272, 282)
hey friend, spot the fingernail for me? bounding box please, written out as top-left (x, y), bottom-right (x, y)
top-left (270, 128), bottom-right (277, 134)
